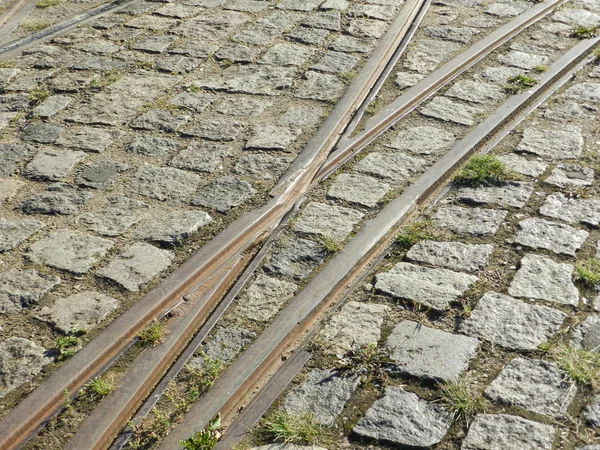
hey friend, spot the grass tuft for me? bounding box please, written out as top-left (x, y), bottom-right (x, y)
top-left (55, 336), bottom-right (79, 361)
top-left (319, 236), bottom-right (342, 254)
top-left (571, 26), bottom-right (598, 39)
top-left (454, 154), bottom-right (509, 186)
top-left (86, 375), bottom-right (115, 398)
top-left (503, 73), bottom-right (538, 94)
top-left (180, 415), bottom-right (221, 450)
top-left (550, 345), bottom-right (600, 388)
top-left (575, 259), bottom-right (600, 288)
top-left (395, 220), bottom-right (433, 250)
top-left (336, 343), bottom-right (391, 383)
top-left (36, 0), bottom-right (59, 7)
top-left (28, 85), bottom-right (50, 104)
top-left (262, 410), bottom-right (324, 445)
top-left (439, 377), bottom-right (489, 424)
top-left (137, 320), bottom-right (167, 347)
top-left (533, 65), bottom-right (548, 73)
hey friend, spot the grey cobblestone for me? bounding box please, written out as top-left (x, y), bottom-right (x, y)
top-left (406, 241), bottom-right (493, 272)
top-left (514, 218), bottom-right (588, 256)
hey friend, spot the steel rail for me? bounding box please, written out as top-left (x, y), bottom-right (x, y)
top-left (314, 0), bottom-right (569, 183)
top-left (0, 2), bottom-right (425, 448)
top-left (158, 35), bottom-right (600, 449)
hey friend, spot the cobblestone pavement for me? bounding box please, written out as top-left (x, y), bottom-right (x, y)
top-left (2, 0), bottom-right (600, 448)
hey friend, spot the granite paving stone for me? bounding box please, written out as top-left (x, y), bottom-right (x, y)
top-left (236, 273), bottom-right (297, 321)
top-left (278, 0), bottom-right (321, 10)
top-left (514, 218), bottom-right (588, 256)
top-left (425, 25), bottom-right (477, 43)
top-left (540, 193), bottom-right (600, 226)
top-left (349, 4), bottom-right (397, 20)
top-left (544, 164), bottom-right (594, 188)
top-left (406, 241), bottom-right (493, 272)
top-left (20, 183), bottom-right (93, 215)
top-left (37, 291), bottom-right (119, 333)
top-left (249, 446), bottom-right (327, 450)
top-left (0, 220), bottom-right (45, 252)
top-left (98, 242), bottom-right (174, 291)
top-left (20, 122), bottom-right (63, 144)
top-left (233, 154), bottom-right (292, 180)
top-left (375, 262), bottom-right (478, 310)
top-left (498, 50), bottom-right (549, 70)
top-left (354, 387), bottom-right (452, 447)
top-left (571, 315), bottom-right (600, 352)
top-left (460, 292), bottom-right (566, 351)
top-left (310, 51), bottom-right (359, 73)
top-left (329, 35), bottom-right (375, 53)
top-left (585, 395), bottom-right (600, 427)
top-left (404, 39), bottom-right (460, 74)
top-left (156, 57), bottom-right (199, 75)
top-left (278, 105), bottom-right (326, 128)
top-left (485, 358), bottom-right (576, 418)
top-left (545, 100), bottom-right (596, 120)
top-left (263, 237), bottom-right (326, 280)
top-left (224, 0), bottom-right (269, 12)
top-left (318, 301), bottom-right (390, 355)
top-left (169, 92), bottom-right (218, 113)
top-left (327, 173), bottom-right (390, 207)
top-left (130, 110), bottom-right (191, 133)
top-left (288, 27), bottom-right (330, 45)
top-left (356, 151), bottom-right (427, 181)
top-left (395, 71), bottom-right (425, 89)
top-left (497, 154), bottom-right (547, 177)
top-left (565, 82), bottom-right (600, 103)
top-left (433, 206), bottom-right (507, 236)
top-left (155, 3), bottom-right (198, 18)
top-left (457, 182), bottom-right (534, 208)
top-left (129, 166), bottom-right (202, 202)
top-left (485, 2), bottom-right (529, 17)
top-left (387, 320), bottom-right (479, 382)
top-left (259, 43), bottom-right (316, 66)
top-left (191, 176), bottom-right (256, 212)
top-left (215, 97), bottom-right (272, 117)
top-left (516, 125), bottom-right (584, 159)
top-left (283, 369), bottom-right (360, 426)
top-left (421, 96), bottom-right (485, 126)
top-left (183, 117), bottom-right (245, 141)
top-left (0, 338), bottom-right (52, 398)
top-left (169, 141), bottom-right (228, 173)
top-left (32, 95), bottom-right (71, 118)
top-left (0, 93), bottom-right (29, 112)
top-left (76, 161), bottom-right (131, 189)
top-left (0, 269), bottom-right (60, 314)
top-left (508, 254), bottom-right (579, 306)
top-left (387, 125), bottom-right (455, 155)
top-left (0, 179), bottom-right (24, 204)
top-left (446, 80), bottom-right (504, 104)
top-left (188, 327), bottom-right (256, 369)
top-left (23, 149), bottom-right (86, 181)
top-left (128, 136), bottom-right (180, 158)
top-left (56, 126), bottom-right (122, 153)
top-left (293, 202), bottom-right (364, 241)
top-left (303, 11), bottom-right (342, 31)
top-left (295, 71), bottom-right (345, 102)
top-left (73, 197), bottom-right (148, 236)
top-left (462, 414), bottom-right (555, 450)
top-left (133, 35), bottom-right (178, 53)
top-left (553, 8), bottom-right (600, 27)
top-left (134, 210), bottom-right (212, 244)
top-left (27, 230), bottom-right (113, 274)
top-left (245, 126), bottom-right (301, 151)
top-left (0, 143), bottom-right (30, 177)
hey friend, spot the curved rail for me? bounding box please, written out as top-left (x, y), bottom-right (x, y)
top-left (158, 34), bottom-right (600, 449)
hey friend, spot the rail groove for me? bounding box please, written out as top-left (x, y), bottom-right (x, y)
top-left (158, 34), bottom-right (600, 449)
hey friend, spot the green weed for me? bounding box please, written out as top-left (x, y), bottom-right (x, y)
top-left (36, 0), bottom-right (59, 8)
top-left (336, 343), bottom-right (392, 383)
top-left (86, 375), bottom-right (115, 398)
top-left (55, 336), bottom-right (79, 361)
top-left (575, 259), bottom-right (600, 288)
top-left (180, 415), bottom-right (221, 450)
top-left (571, 26), bottom-right (598, 39)
top-left (395, 220), bottom-right (433, 250)
top-left (439, 377), bottom-right (489, 424)
top-left (319, 236), bottom-right (342, 254)
top-left (454, 155), bottom-right (509, 185)
top-left (262, 410), bottom-right (324, 445)
top-left (550, 345), bottom-right (600, 388)
top-left (137, 320), bottom-right (167, 347)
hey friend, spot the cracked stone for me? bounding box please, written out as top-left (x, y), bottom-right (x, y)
top-left (20, 183), bottom-right (93, 215)
top-left (356, 152), bottom-right (427, 181)
top-left (446, 80), bottom-right (505, 104)
top-left (215, 97), bottom-right (271, 117)
top-left (23, 149), bottom-right (86, 181)
top-left (246, 126), bottom-right (301, 151)
top-left (73, 197), bottom-right (148, 236)
top-left (0, 220), bottom-right (45, 252)
top-left (259, 43), bottom-right (316, 66)
top-left (170, 141), bottom-right (228, 173)
top-left (233, 154), bottom-right (291, 180)
top-left (375, 262), bottom-right (477, 311)
top-left (318, 301), bottom-right (390, 355)
top-left (284, 369), bottom-right (360, 426)
top-left (37, 291), bottom-right (119, 333)
top-left (169, 92), bottom-right (218, 113)
top-left (514, 218), bottom-right (588, 256)
top-left (236, 273), bottom-right (297, 321)
top-left (497, 154), bottom-right (547, 177)
top-left (457, 182), bottom-right (534, 208)
top-left (572, 315), bottom-right (600, 352)
top-left (354, 387), bottom-right (452, 447)
top-left (295, 71), bottom-right (345, 102)
top-left (76, 161), bottom-right (130, 189)
top-left (461, 292), bottom-right (566, 351)
top-left (184, 117), bottom-right (245, 141)
top-left (404, 39), bottom-right (460, 74)
top-left (485, 358), bottom-right (576, 418)
top-left (311, 51), bottom-right (359, 73)
top-left (327, 173), bottom-right (390, 207)
top-left (56, 126), bottom-right (122, 153)
top-left (0, 269), bottom-right (60, 314)
top-left (278, 105), bottom-right (326, 128)
top-left (462, 414), bottom-right (555, 450)
top-left (421, 96), bottom-right (484, 126)
top-left (433, 206), bottom-right (507, 236)
top-left (544, 164), bottom-right (594, 188)
top-left (0, 143), bottom-right (30, 177)
top-left (21, 122), bottom-right (63, 144)
top-left (28, 230), bottom-right (113, 274)
top-left (188, 327), bottom-right (256, 369)
top-left (191, 176), bottom-right (256, 212)
top-left (134, 210), bottom-right (212, 244)
top-left (293, 202), bottom-right (364, 241)
top-left (388, 320), bottom-right (478, 382)
top-left (540, 193), bottom-right (600, 226)
top-left (129, 166), bottom-right (202, 202)
top-left (516, 125), bottom-right (583, 159)
top-left (127, 135), bottom-right (180, 158)
top-left (388, 125), bottom-right (455, 155)
top-left (407, 241), bottom-right (493, 272)
top-left (131, 110), bottom-right (190, 133)
top-left (0, 338), bottom-right (52, 398)
top-left (98, 242), bottom-right (174, 291)
top-left (195, 65), bottom-right (298, 96)
top-left (32, 95), bottom-right (71, 118)
top-left (263, 237), bottom-right (326, 280)
top-left (565, 82), bottom-right (600, 103)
